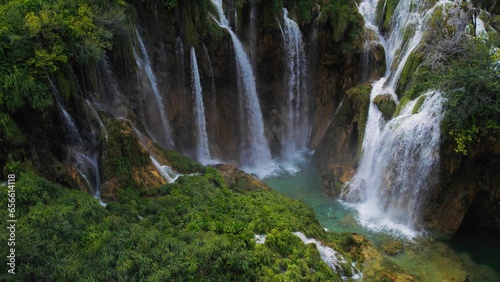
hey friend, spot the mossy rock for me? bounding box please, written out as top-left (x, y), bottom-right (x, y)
top-left (411, 95), bottom-right (426, 114)
top-left (346, 82), bottom-right (372, 157)
top-left (101, 119), bottom-right (164, 199)
top-left (376, 0), bottom-right (400, 32)
top-left (373, 94), bottom-right (396, 120)
top-left (55, 67), bottom-right (78, 101)
top-left (396, 51), bottom-right (423, 97)
top-left (161, 150), bottom-right (204, 174)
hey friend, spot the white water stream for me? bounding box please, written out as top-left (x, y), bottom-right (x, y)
top-left (134, 29), bottom-right (173, 148)
top-left (190, 47), bottom-right (212, 164)
top-left (210, 0), bottom-right (273, 178)
top-left (280, 9), bottom-right (311, 160)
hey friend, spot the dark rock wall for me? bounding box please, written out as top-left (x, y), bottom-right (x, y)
top-left (424, 138), bottom-right (500, 234)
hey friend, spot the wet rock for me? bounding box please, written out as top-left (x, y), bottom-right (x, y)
top-left (373, 94), bottom-right (396, 120)
top-left (314, 83), bottom-right (372, 196)
top-left (424, 137), bottom-right (500, 234)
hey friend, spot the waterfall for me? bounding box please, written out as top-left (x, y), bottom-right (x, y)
top-left (344, 91), bottom-right (445, 237)
top-left (281, 9), bottom-right (310, 159)
top-left (190, 47), bottom-right (211, 164)
top-left (150, 156), bottom-right (182, 183)
top-left (57, 103), bottom-right (84, 146)
top-left (293, 232), bottom-right (363, 281)
top-left (50, 79), bottom-right (104, 203)
top-left (342, 0), bottom-right (452, 237)
top-left (210, 0), bottom-right (273, 178)
top-left (133, 28), bottom-right (173, 148)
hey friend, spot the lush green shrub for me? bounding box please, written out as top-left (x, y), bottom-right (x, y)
top-left (162, 150), bottom-right (205, 173)
top-left (103, 120), bottom-right (150, 187)
top-left (438, 37), bottom-right (500, 154)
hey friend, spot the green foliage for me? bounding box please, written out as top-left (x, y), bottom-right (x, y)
top-left (0, 0), bottom-right (127, 174)
top-left (439, 38), bottom-right (500, 154)
top-left (450, 125), bottom-right (480, 155)
top-left (403, 28), bottom-right (500, 154)
top-left (0, 169), bottom-right (360, 281)
top-left (282, 0), bottom-right (316, 23)
top-left (320, 0), bottom-right (364, 54)
top-left (162, 149), bottom-right (204, 173)
top-left (164, 0), bottom-right (178, 10)
top-left (103, 120), bottom-right (150, 187)
top-left (0, 66), bottom-right (51, 112)
top-left (0, 111), bottom-right (25, 145)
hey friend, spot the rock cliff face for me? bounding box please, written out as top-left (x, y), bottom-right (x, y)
top-left (313, 83), bottom-right (372, 196)
top-left (423, 138), bottom-right (500, 234)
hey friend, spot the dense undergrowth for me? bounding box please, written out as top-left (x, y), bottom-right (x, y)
top-left (0, 163), bottom-right (363, 281)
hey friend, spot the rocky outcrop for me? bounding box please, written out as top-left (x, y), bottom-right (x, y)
top-left (313, 83), bottom-right (372, 196)
top-left (423, 137), bottom-right (500, 234)
top-left (101, 119), bottom-right (166, 201)
top-left (212, 163), bottom-right (271, 192)
top-left (373, 94), bottom-right (396, 120)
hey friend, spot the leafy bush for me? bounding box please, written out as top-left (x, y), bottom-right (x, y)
top-left (162, 149), bottom-right (205, 173)
top-left (438, 37), bottom-right (500, 154)
top-left (320, 0), bottom-right (364, 54)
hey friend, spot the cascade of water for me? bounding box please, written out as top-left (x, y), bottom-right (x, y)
top-left (190, 47), bottom-right (211, 164)
top-left (58, 103), bottom-right (84, 146)
top-left (50, 79), bottom-right (103, 202)
top-left (342, 0), bottom-right (452, 237)
top-left (210, 0), bottom-right (273, 178)
top-left (281, 9), bottom-right (310, 158)
top-left (85, 99), bottom-right (108, 141)
top-left (150, 156), bottom-right (182, 183)
top-left (133, 28), bottom-right (173, 148)
top-left (293, 232), bottom-right (363, 281)
top-left (344, 91), bottom-right (445, 237)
